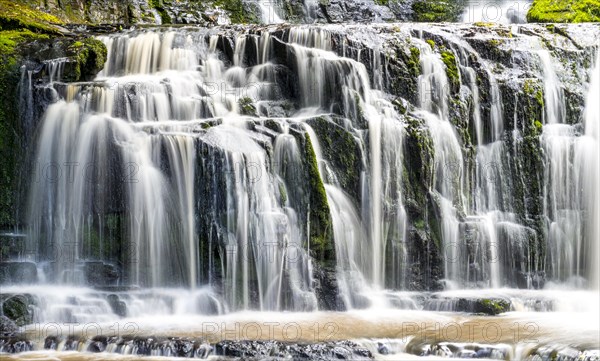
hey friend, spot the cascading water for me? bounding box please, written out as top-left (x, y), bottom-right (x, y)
top-left (584, 48), bottom-right (600, 289)
top-left (2, 22), bottom-right (600, 360)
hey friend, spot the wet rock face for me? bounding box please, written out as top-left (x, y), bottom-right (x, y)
top-left (8, 0), bottom-right (469, 25)
top-left (424, 296), bottom-right (512, 315)
top-left (215, 340), bottom-right (373, 360)
top-left (413, 342), bottom-right (511, 359)
top-left (0, 262), bottom-right (37, 284)
top-left (10, 0), bottom-right (255, 25)
top-left (527, 346), bottom-right (600, 361)
top-left (312, 261), bottom-right (346, 311)
top-left (317, 0), bottom-right (396, 23)
top-left (83, 261), bottom-right (120, 287)
top-left (0, 336), bottom-right (33, 353)
top-left (0, 315), bottom-right (18, 335)
top-left (27, 335), bottom-right (373, 359)
top-left (312, 0), bottom-right (468, 23)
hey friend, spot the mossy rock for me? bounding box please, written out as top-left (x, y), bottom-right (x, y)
top-left (239, 97), bottom-right (257, 116)
top-left (305, 116), bottom-right (363, 203)
top-left (412, 0), bottom-right (466, 22)
top-left (214, 0), bottom-right (261, 24)
top-left (65, 37), bottom-right (108, 82)
top-left (527, 0), bottom-right (600, 23)
top-left (441, 50), bottom-right (460, 92)
top-left (302, 134), bottom-right (334, 264)
top-left (0, 0), bottom-right (65, 34)
top-left (1, 294), bottom-right (33, 326)
top-left (474, 298), bottom-right (511, 315)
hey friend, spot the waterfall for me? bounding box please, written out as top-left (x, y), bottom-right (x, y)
top-left (24, 30), bottom-right (320, 312)
top-left (583, 48), bottom-right (600, 289)
top-left (537, 47), bottom-right (595, 285)
top-left (290, 26), bottom-right (408, 308)
top-left (2, 24), bottom-right (597, 335)
top-left (416, 41), bottom-right (468, 288)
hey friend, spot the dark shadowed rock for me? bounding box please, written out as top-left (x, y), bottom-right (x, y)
top-left (0, 261), bottom-right (37, 284)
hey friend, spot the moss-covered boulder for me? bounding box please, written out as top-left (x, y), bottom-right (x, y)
top-left (239, 97), bottom-right (258, 116)
top-left (1, 294), bottom-right (34, 326)
top-left (527, 0), bottom-right (600, 23)
top-left (425, 296), bottom-right (512, 315)
top-left (474, 298), bottom-right (511, 315)
top-left (65, 37), bottom-right (108, 82)
top-left (412, 0), bottom-right (466, 22)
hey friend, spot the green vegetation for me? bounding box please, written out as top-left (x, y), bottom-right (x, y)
top-left (0, 0), bottom-right (263, 27)
top-left (475, 298), bottom-right (511, 315)
top-left (303, 135), bottom-right (334, 263)
top-left (535, 120), bottom-right (543, 131)
top-left (214, 0), bottom-right (260, 24)
top-left (0, 0), bottom-right (64, 34)
top-left (441, 50), bottom-right (460, 90)
top-left (238, 97), bottom-right (257, 116)
top-left (278, 183), bottom-right (287, 204)
top-left (307, 117), bottom-right (362, 200)
top-left (524, 79), bottom-right (545, 110)
top-left (412, 0), bottom-right (465, 22)
top-left (1, 294), bottom-right (33, 326)
top-left (527, 0), bottom-right (600, 22)
top-left (408, 47), bottom-right (421, 75)
top-left (68, 38), bottom-right (108, 82)
top-left (150, 0), bottom-right (172, 24)
top-left (426, 39), bottom-right (435, 49)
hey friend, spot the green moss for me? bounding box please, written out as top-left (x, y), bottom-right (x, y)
top-left (475, 299), bottom-right (511, 315)
top-left (412, 0), bottom-right (465, 22)
top-left (238, 97), bottom-right (257, 116)
top-left (426, 39), bottom-right (435, 49)
top-left (279, 183), bottom-right (287, 204)
top-left (488, 39), bottom-right (502, 47)
top-left (527, 0), bottom-right (600, 22)
top-left (66, 37), bottom-right (107, 82)
top-left (1, 295), bottom-right (33, 326)
top-left (306, 116), bottom-right (362, 201)
top-left (408, 46), bottom-right (421, 76)
top-left (214, 0), bottom-right (259, 24)
top-left (534, 120), bottom-right (543, 131)
top-left (441, 50), bottom-right (459, 90)
top-left (535, 90), bottom-right (544, 108)
top-left (0, 29), bottom-right (48, 54)
top-left (283, 0), bottom-right (305, 22)
top-left (523, 79), bottom-right (536, 95)
top-left (0, 0), bottom-right (64, 34)
top-left (149, 0), bottom-right (172, 24)
top-left (303, 134), bottom-right (333, 263)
